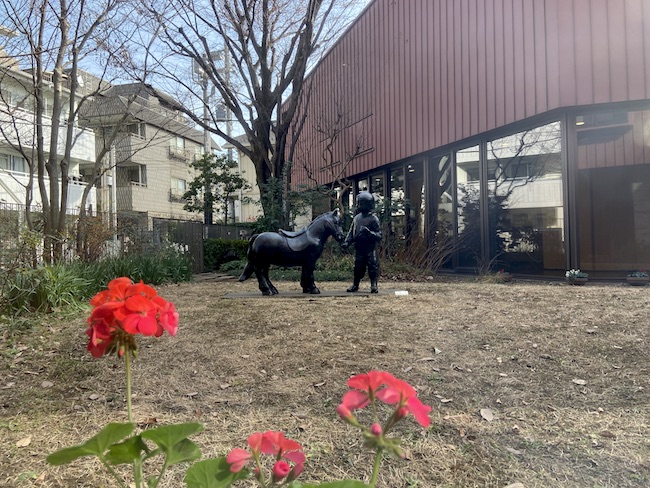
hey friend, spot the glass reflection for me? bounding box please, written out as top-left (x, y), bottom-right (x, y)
top-left (487, 121), bottom-right (564, 273)
top-left (455, 145), bottom-right (481, 268)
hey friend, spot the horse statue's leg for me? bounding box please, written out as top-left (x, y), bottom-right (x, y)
top-left (302, 264), bottom-right (320, 294)
top-left (300, 266), bottom-right (310, 293)
top-left (253, 264), bottom-right (273, 295)
top-left (263, 266), bottom-right (279, 295)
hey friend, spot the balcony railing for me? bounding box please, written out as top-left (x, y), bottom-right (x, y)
top-left (168, 146), bottom-right (190, 161)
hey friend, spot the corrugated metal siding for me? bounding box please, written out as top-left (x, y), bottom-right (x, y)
top-left (294, 0), bottom-right (650, 187)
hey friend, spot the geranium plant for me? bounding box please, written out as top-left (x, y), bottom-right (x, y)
top-left (47, 277), bottom-right (200, 488)
top-left (185, 370), bottom-right (432, 487)
top-left (48, 278), bottom-right (432, 488)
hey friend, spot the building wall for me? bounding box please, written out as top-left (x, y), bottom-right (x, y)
top-left (113, 127), bottom-right (202, 221)
top-left (294, 0), bottom-right (650, 187)
top-left (236, 151), bottom-right (263, 223)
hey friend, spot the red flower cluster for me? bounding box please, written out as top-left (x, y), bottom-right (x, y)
top-left (339, 370), bottom-right (432, 427)
top-left (86, 277), bottom-right (179, 358)
top-left (226, 431), bottom-right (305, 482)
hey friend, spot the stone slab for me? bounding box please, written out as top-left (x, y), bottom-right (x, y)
top-left (223, 289), bottom-right (408, 299)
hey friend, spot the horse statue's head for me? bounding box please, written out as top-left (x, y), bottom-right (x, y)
top-left (328, 208), bottom-right (345, 243)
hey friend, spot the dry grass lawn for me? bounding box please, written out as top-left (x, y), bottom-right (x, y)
top-left (1, 277), bottom-right (649, 487)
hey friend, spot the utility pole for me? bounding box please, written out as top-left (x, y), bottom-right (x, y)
top-left (201, 76), bottom-right (213, 225)
top-left (224, 49), bottom-right (235, 224)
top-left (193, 57), bottom-right (213, 225)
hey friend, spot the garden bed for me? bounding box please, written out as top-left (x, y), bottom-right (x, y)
top-left (1, 278), bottom-right (649, 487)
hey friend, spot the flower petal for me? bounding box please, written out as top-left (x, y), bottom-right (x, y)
top-left (247, 432), bottom-right (264, 454)
top-left (226, 448), bottom-right (251, 473)
top-left (137, 314), bottom-right (159, 336)
top-left (341, 390), bottom-right (370, 410)
top-left (283, 450), bottom-right (306, 464)
top-left (407, 396), bottom-right (432, 427)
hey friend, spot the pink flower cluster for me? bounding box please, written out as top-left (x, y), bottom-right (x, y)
top-left (227, 431), bottom-right (305, 483)
top-left (337, 370), bottom-right (432, 427)
top-left (86, 277), bottom-right (179, 358)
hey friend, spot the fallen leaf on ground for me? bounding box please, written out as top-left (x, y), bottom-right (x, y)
top-left (480, 408), bottom-right (494, 422)
top-left (16, 437), bottom-right (31, 447)
top-left (573, 379), bottom-right (587, 385)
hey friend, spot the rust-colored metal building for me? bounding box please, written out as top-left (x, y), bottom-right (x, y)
top-left (292, 0), bottom-right (650, 277)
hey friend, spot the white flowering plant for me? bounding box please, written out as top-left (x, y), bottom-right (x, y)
top-left (565, 269), bottom-right (588, 280)
top-left (627, 270), bottom-right (649, 278)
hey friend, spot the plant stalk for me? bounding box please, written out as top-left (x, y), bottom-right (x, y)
top-left (125, 349), bottom-right (143, 488)
top-left (369, 448), bottom-right (383, 487)
top-left (125, 350), bottom-right (133, 423)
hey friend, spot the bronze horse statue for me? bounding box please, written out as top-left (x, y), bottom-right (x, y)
top-left (238, 209), bottom-right (345, 295)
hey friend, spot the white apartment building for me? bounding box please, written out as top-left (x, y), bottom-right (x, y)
top-left (0, 55), bottom-right (97, 210)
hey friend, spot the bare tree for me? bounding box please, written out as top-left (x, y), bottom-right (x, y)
top-left (294, 100), bottom-right (368, 211)
top-left (0, 0), bottom-right (134, 261)
top-left (142, 0), bottom-right (363, 228)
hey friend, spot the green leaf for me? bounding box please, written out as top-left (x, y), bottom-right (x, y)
top-left (166, 438), bottom-right (202, 466)
top-left (105, 435), bottom-right (149, 465)
top-left (298, 482), bottom-right (370, 488)
top-left (47, 423), bottom-right (135, 465)
top-left (140, 423), bottom-right (204, 452)
top-left (184, 458), bottom-right (250, 488)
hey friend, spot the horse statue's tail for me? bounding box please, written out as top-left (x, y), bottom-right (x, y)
top-left (238, 234), bottom-right (258, 282)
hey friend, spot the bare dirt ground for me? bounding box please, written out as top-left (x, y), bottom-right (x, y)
top-left (1, 277), bottom-right (649, 487)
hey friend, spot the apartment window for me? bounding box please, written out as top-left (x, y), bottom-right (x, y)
top-left (170, 177), bottom-right (187, 202)
top-left (5, 90), bottom-right (36, 113)
top-left (127, 123), bottom-right (146, 138)
top-left (194, 144), bottom-right (204, 160)
top-left (127, 164), bottom-right (147, 186)
top-left (0, 154), bottom-right (27, 173)
top-left (169, 136), bottom-right (186, 159)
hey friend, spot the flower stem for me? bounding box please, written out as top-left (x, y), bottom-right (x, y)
top-left (125, 350), bottom-right (133, 423)
top-left (369, 448), bottom-right (383, 487)
top-left (125, 349), bottom-right (143, 488)
top-left (100, 456), bottom-right (128, 488)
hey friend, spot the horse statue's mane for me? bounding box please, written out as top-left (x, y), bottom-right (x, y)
top-left (278, 211), bottom-right (331, 238)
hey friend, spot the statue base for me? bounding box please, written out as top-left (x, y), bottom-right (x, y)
top-left (223, 289), bottom-right (408, 299)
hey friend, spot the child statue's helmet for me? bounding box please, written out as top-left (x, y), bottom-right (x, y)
top-left (356, 191), bottom-right (375, 212)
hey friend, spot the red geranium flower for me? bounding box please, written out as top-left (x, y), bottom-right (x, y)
top-left (85, 277), bottom-right (178, 358)
top-left (341, 370), bottom-right (396, 411)
top-left (376, 377), bottom-right (432, 427)
top-left (226, 431), bottom-right (305, 479)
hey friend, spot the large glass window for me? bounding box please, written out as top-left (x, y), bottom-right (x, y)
top-left (487, 122), bottom-right (564, 273)
top-left (369, 172), bottom-right (385, 216)
top-left (429, 154), bottom-right (454, 269)
top-left (456, 145), bottom-right (481, 268)
top-left (390, 167), bottom-right (405, 239)
top-left (405, 162), bottom-right (424, 245)
top-left (576, 109), bottom-right (650, 272)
